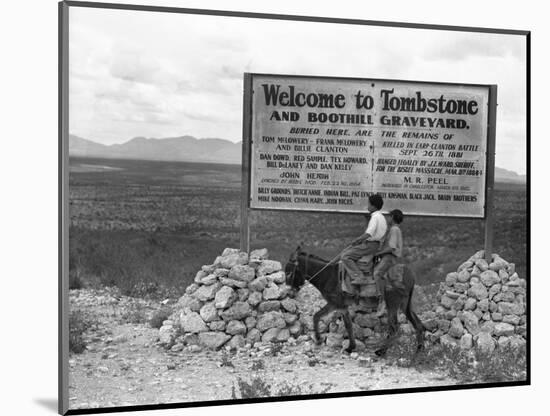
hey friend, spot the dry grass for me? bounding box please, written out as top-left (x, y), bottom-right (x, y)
top-left (231, 376), bottom-right (332, 399)
top-left (69, 157), bottom-right (527, 297)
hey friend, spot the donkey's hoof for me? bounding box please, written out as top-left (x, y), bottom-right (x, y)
top-left (345, 345), bottom-right (355, 354)
top-left (374, 348), bottom-right (387, 357)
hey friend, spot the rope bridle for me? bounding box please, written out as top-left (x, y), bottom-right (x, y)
top-left (294, 250), bottom-right (344, 283)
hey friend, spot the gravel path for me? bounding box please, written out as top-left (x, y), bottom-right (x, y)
top-left (68, 289), bottom-right (456, 411)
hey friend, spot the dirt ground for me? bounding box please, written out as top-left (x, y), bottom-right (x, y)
top-left (68, 289), bottom-right (457, 411)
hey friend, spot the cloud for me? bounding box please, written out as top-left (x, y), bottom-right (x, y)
top-left (110, 50), bottom-right (161, 85)
top-left (67, 7), bottom-right (527, 173)
top-left (424, 33), bottom-right (525, 62)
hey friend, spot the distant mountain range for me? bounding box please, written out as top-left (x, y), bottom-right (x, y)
top-left (69, 134), bottom-right (242, 164)
top-left (69, 134), bottom-right (526, 183)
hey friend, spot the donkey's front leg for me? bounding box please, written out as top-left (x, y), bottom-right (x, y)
top-left (342, 310), bottom-right (356, 353)
top-left (313, 304), bottom-right (333, 345)
top-left (375, 307), bottom-right (399, 356)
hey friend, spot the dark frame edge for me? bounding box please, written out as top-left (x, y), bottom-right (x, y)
top-left (63, 0), bottom-right (529, 36)
top-left (525, 31), bottom-right (531, 386)
top-left (57, 2), bottom-right (531, 414)
top-left (59, 1), bottom-right (70, 415)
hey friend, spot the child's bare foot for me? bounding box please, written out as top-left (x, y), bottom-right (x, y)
top-left (376, 301), bottom-right (386, 317)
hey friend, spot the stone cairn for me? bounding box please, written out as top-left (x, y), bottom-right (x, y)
top-left (422, 250), bottom-right (527, 353)
top-left (158, 248), bottom-right (302, 351)
top-left (158, 248), bottom-right (393, 352)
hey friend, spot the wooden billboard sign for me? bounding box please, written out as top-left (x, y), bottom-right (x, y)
top-left (241, 73), bottom-right (496, 258)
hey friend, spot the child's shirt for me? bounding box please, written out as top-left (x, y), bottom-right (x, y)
top-left (382, 224), bottom-right (403, 257)
top-left (365, 210), bottom-right (387, 242)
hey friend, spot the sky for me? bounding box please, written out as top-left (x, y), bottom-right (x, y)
top-left (68, 6), bottom-right (527, 174)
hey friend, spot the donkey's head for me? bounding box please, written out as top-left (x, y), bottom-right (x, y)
top-left (285, 244), bottom-right (306, 295)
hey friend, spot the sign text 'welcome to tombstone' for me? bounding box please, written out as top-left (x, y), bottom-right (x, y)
top-left (246, 74), bottom-right (491, 217)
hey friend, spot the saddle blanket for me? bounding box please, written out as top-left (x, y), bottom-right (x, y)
top-left (339, 260), bottom-right (378, 298)
top-left (385, 263), bottom-right (406, 291)
top-left (339, 259), bottom-right (406, 297)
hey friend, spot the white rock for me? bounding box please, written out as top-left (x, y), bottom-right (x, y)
top-left (460, 333), bottom-right (473, 349)
top-left (257, 260), bottom-right (283, 276)
top-left (181, 312), bottom-right (208, 333)
top-left (256, 311), bottom-right (286, 331)
top-left (214, 286), bottom-right (236, 309)
top-left (226, 320), bottom-right (247, 335)
top-left (475, 332), bottom-right (495, 353)
top-left (494, 322), bottom-right (515, 337)
top-left (222, 248), bottom-right (240, 257)
top-left (199, 302), bottom-right (218, 322)
top-left (194, 283), bottom-right (222, 302)
top-left (219, 252), bottom-right (249, 269)
top-left (227, 334), bottom-right (246, 349)
top-left (228, 265), bottom-right (256, 282)
top-left (461, 311), bottom-right (480, 335)
top-left (445, 272), bottom-right (458, 286)
top-left (247, 291), bottom-right (263, 306)
top-left (200, 274), bottom-right (218, 285)
top-left (457, 269), bottom-right (471, 283)
top-left (220, 301), bottom-right (252, 321)
top-left (267, 271), bottom-right (287, 284)
top-left (263, 282), bottom-right (281, 300)
top-left (198, 332), bottom-right (231, 350)
top-left (468, 283), bottom-right (488, 300)
top-left (480, 270), bottom-right (500, 287)
top-left (250, 248), bottom-right (269, 260)
top-left (449, 317), bottom-right (464, 338)
top-left (220, 277), bottom-right (248, 288)
top-left (489, 258), bottom-right (509, 272)
top-left (248, 276), bottom-right (268, 292)
top-left (474, 258), bottom-right (489, 272)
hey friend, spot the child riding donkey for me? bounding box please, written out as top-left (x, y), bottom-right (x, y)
top-left (373, 208), bottom-right (405, 316)
top-left (340, 194), bottom-right (405, 315)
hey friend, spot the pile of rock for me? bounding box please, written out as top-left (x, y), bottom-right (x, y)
top-left (158, 248), bottom-right (421, 352)
top-left (158, 248), bottom-right (303, 351)
top-left (294, 284), bottom-right (391, 351)
top-left (423, 250), bottom-right (527, 352)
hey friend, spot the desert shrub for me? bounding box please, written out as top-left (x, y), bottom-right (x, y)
top-left (462, 344), bottom-right (527, 383)
top-left (220, 351), bottom-right (235, 368)
top-left (385, 336), bottom-right (527, 383)
top-left (231, 377), bottom-right (271, 399)
top-left (69, 310), bottom-right (95, 354)
top-left (250, 359), bottom-right (265, 371)
top-left (266, 342), bottom-right (284, 357)
top-left (149, 307), bottom-right (173, 329)
top-left (231, 376), bottom-right (332, 399)
top-left (68, 269), bottom-right (83, 290)
top-left (119, 303), bottom-right (147, 324)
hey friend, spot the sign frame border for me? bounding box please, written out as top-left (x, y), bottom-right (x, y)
top-left (242, 72), bottom-right (496, 219)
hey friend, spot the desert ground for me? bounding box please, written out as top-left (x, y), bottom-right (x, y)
top-left (67, 157), bottom-right (527, 410)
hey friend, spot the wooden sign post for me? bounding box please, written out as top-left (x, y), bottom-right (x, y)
top-left (240, 73), bottom-right (497, 257)
top-left (484, 85), bottom-right (498, 262)
top-left (240, 73), bottom-right (252, 253)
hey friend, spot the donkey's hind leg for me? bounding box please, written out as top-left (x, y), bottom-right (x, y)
top-left (405, 307), bottom-right (425, 352)
top-left (313, 303), bottom-right (334, 345)
top-left (341, 310), bottom-right (355, 353)
top-left (375, 295), bottom-right (399, 356)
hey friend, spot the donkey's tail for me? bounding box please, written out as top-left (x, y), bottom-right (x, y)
top-left (405, 283), bottom-right (426, 332)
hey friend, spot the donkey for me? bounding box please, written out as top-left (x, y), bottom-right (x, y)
top-left (285, 245), bottom-right (425, 356)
